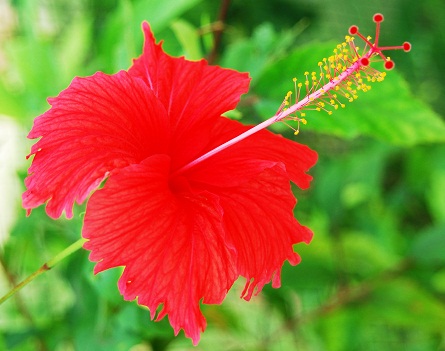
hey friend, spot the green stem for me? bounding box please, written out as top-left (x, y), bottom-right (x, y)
top-left (0, 238), bottom-right (86, 305)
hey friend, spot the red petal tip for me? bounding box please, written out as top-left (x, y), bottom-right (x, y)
top-left (384, 60), bottom-right (395, 70)
top-left (373, 13), bottom-right (384, 23)
top-left (360, 57), bottom-right (370, 66)
top-left (403, 42), bottom-right (412, 52)
top-left (348, 25), bottom-right (359, 35)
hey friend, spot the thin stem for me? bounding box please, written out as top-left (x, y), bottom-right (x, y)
top-left (0, 238), bottom-right (86, 305)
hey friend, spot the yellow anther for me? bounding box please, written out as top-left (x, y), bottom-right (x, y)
top-left (280, 32), bottom-right (394, 127)
top-left (294, 130), bottom-right (300, 135)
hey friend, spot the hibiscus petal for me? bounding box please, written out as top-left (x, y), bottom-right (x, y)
top-left (129, 23), bottom-right (251, 168)
top-left (129, 22), bottom-right (250, 125)
top-left (83, 155), bottom-right (237, 345)
top-left (23, 71), bottom-right (169, 218)
top-left (214, 166), bottom-right (313, 300)
top-left (179, 118), bottom-right (316, 297)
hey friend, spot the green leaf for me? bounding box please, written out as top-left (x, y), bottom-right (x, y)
top-left (341, 231), bottom-right (398, 276)
top-left (255, 42), bottom-right (445, 145)
top-left (3, 38), bottom-right (60, 119)
top-left (86, 266), bottom-right (123, 306)
top-left (132, 0), bottom-right (203, 32)
top-left (220, 23), bottom-right (277, 80)
top-left (170, 20), bottom-right (203, 60)
top-left (0, 83), bottom-right (26, 119)
top-left (410, 225), bottom-right (445, 266)
top-left (221, 22), bottom-right (307, 83)
top-left (57, 17), bottom-right (92, 83)
top-left (369, 278), bottom-right (445, 332)
top-left (424, 146), bottom-right (445, 224)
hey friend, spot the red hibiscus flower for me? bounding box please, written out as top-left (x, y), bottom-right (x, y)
top-left (23, 23), bottom-right (317, 344)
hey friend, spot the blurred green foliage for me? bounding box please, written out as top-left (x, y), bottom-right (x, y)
top-left (1, 0), bottom-right (444, 350)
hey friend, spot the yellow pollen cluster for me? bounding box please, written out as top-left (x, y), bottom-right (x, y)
top-left (279, 35), bottom-right (388, 135)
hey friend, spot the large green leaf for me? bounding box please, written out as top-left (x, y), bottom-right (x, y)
top-left (255, 42), bottom-right (445, 146)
